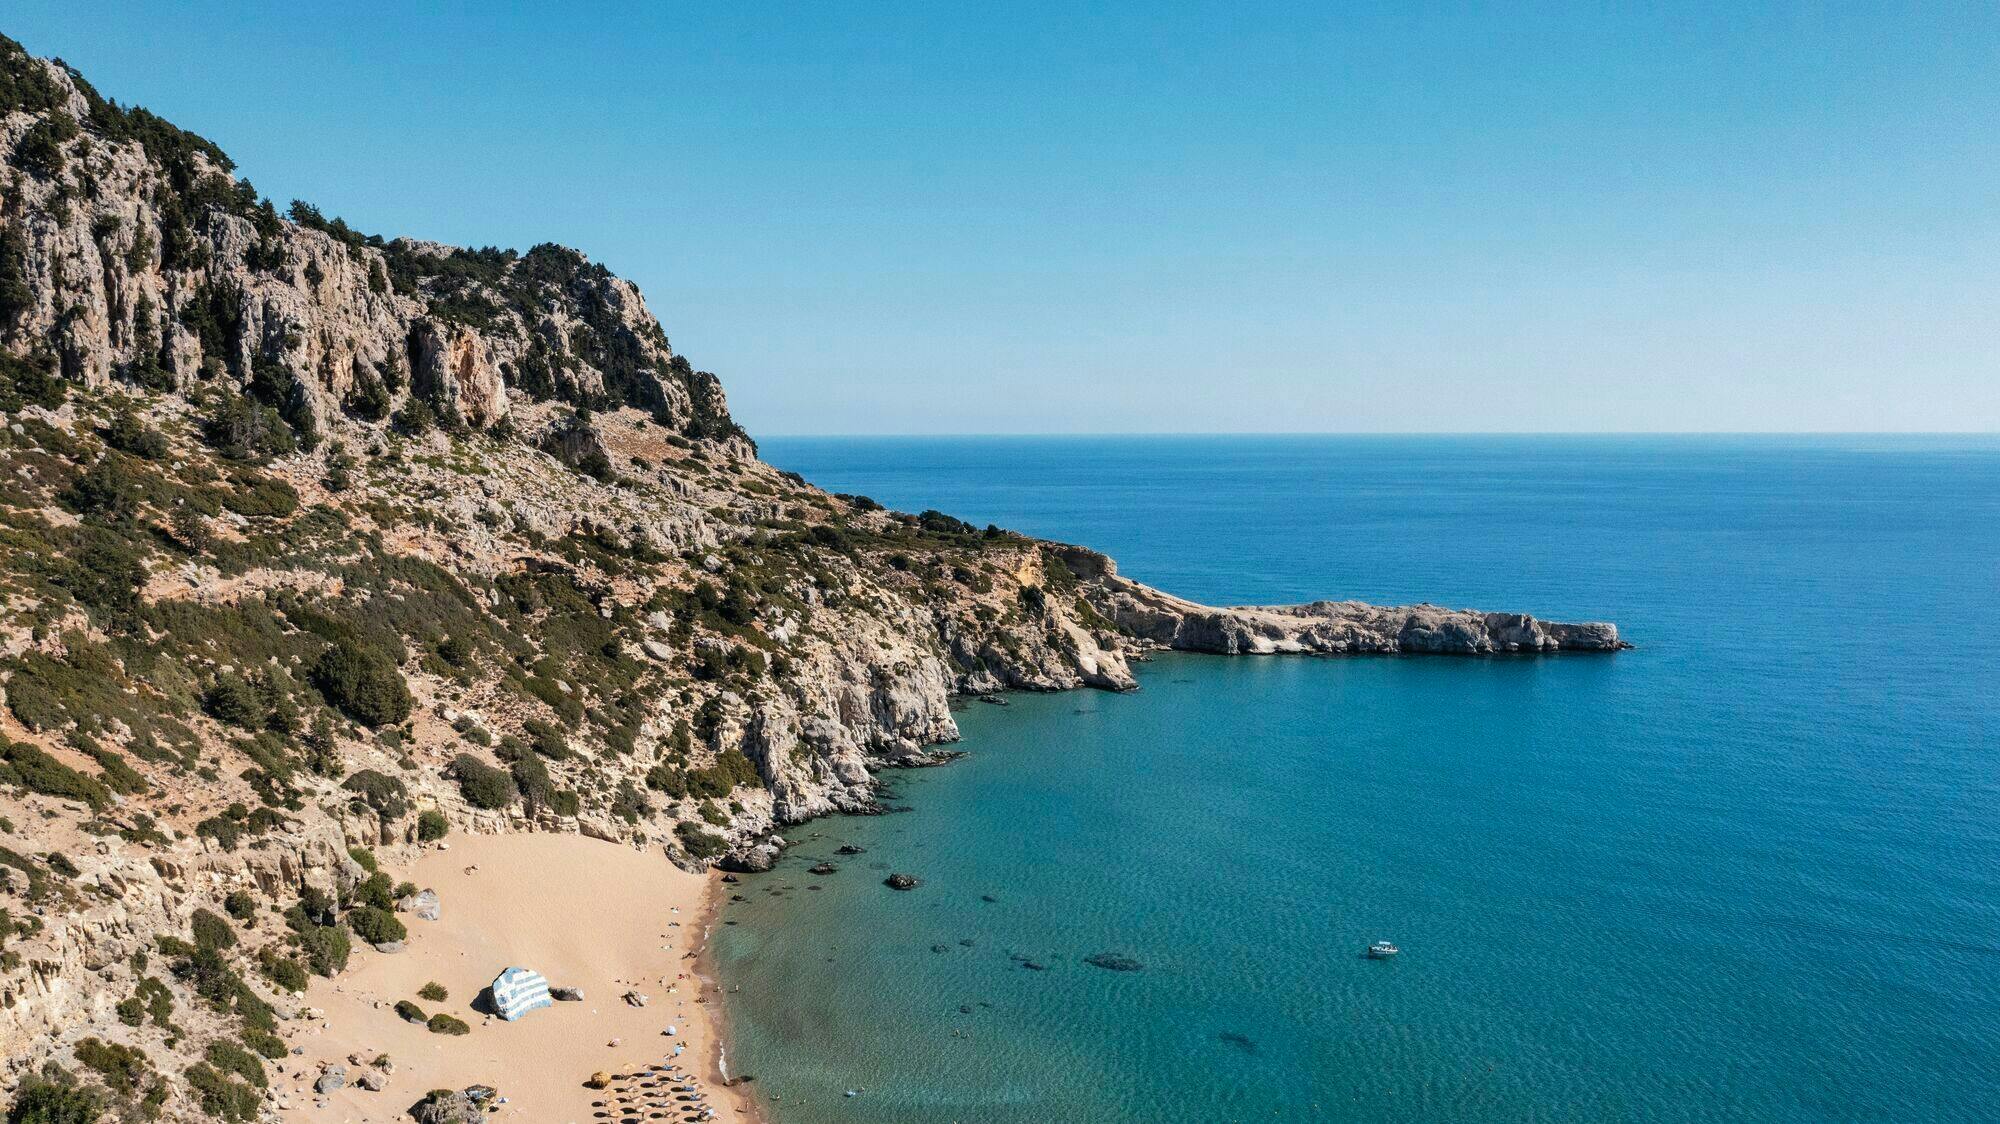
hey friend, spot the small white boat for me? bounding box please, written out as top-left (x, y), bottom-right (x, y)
top-left (1367, 940), bottom-right (1400, 959)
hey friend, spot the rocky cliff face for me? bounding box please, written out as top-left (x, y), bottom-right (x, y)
top-left (0, 36), bottom-right (1618, 1120)
top-left (0, 43), bottom-right (749, 456)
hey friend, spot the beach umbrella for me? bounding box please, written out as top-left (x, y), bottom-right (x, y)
top-left (490, 966), bottom-right (553, 1021)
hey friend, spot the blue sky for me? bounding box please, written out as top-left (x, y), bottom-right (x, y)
top-left (11, 4), bottom-right (1997, 434)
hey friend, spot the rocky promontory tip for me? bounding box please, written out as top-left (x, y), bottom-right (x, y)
top-left (1046, 544), bottom-right (1625, 657)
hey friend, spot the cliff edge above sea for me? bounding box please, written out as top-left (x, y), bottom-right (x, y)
top-left (0, 35), bottom-right (1617, 1121)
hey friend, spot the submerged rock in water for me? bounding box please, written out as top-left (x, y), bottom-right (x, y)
top-left (884, 873), bottom-right (921, 891)
top-left (1218, 1031), bottom-right (1259, 1055)
top-left (807, 862), bottom-right (838, 875)
top-left (835, 845), bottom-right (867, 856)
top-left (1085, 952), bottom-right (1143, 972)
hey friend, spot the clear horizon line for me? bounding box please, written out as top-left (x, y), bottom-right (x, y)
top-left (750, 429), bottom-right (2000, 440)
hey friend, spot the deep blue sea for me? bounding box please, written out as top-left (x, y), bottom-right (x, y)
top-left (718, 436), bottom-right (2000, 1123)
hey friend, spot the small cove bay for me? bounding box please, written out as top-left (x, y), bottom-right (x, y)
top-left (718, 436), bottom-right (2000, 1122)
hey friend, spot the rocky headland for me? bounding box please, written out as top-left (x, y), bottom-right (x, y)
top-left (0, 35), bottom-right (1619, 1121)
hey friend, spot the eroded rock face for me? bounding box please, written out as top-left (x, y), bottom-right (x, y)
top-left (0, 56), bottom-right (751, 455)
top-left (408, 320), bottom-right (506, 427)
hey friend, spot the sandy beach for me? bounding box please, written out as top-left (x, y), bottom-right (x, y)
top-left (283, 832), bottom-right (759, 1123)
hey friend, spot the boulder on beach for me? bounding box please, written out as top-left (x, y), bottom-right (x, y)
top-left (884, 873), bottom-right (921, 891)
top-left (412, 1089), bottom-right (483, 1124)
top-left (550, 986), bottom-right (585, 1001)
top-left (721, 838), bottom-right (782, 873)
top-left (397, 887), bottom-right (442, 921)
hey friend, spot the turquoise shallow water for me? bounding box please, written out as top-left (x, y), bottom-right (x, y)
top-left (719, 436), bottom-right (2000, 1123)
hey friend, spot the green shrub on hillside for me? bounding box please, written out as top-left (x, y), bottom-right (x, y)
top-left (60, 459), bottom-right (141, 521)
top-left (311, 640), bottom-right (411, 727)
top-left (415, 809), bottom-right (449, 841)
top-left (116, 976), bottom-right (173, 1029)
top-left (103, 413), bottom-right (169, 459)
top-left (201, 392), bottom-right (295, 462)
top-left (675, 821), bottom-right (726, 859)
top-left (184, 1061), bottom-right (259, 1121)
top-left (78, 742), bottom-right (144, 795)
top-left (200, 675), bottom-right (263, 728)
top-left (342, 770), bottom-right (410, 820)
top-left (354, 871), bottom-right (394, 911)
top-left (0, 742), bottom-right (111, 810)
top-left (449, 755), bottom-right (513, 810)
top-left (203, 1039), bottom-right (266, 1087)
top-left (12, 112), bottom-right (77, 178)
top-left (347, 905), bottom-right (405, 946)
top-left (0, 350), bottom-right (65, 411)
top-left (294, 923), bottom-right (350, 977)
top-left (256, 949), bottom-right (307, 993)
top-left (243, 1029), bottom-right (286, 1060)
top-left (223, 890), bottom-right (256, 922)
top-left (4, 1076), bottom-right (104, 1124)
top-left (75, 1036), bottom-right (150, 1094)
top-left (190, 908), bottom-right (235, 951)
top-left (220, 472), bottom-right (297, 518)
